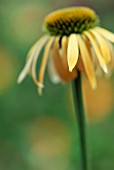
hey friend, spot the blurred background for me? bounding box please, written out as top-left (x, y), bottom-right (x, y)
top-left (0, 0), bottom-right (114, 170)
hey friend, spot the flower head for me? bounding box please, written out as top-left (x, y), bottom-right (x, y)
top-left (44, 7), bottom-right (99, 35)
top-left (17, 6), bottom-right (114, 95)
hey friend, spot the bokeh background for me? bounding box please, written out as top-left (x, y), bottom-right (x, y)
top-left (0, 0), bottom-right (114, 170)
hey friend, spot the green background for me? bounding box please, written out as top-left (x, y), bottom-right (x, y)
top-left (0, 0), bottom-right (114, 169)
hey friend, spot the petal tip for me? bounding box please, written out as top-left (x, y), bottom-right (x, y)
top-left (38, 84), bottom-right (45, 95)
top-left (38, 88), bottom-right (43, 96)
top-left (69, 67), bottom-right (73, 72)
top-left (104, 67), bottom-right (108, 74)
top-left (17, 75), bottom-right (23, 84)
top-left (91, 79), bottom-right (97, 90)
top-left (93, 82), bottom-right (97, 90)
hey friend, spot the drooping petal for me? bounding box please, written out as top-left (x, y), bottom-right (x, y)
top-left (52, 38), bottom-right (78, 82)
top-left (17, 53), bottom-right (34, 84)
top-left (107, 41), bottom-right (114, 74)
top-left (17, 35), bottom-right (49, 84)
top-left (52, 38), bottom-right (68, 81)
top-left (31, 35), bottom-right (50, 87)
top-left (95, 27), bottom-right (114, 43)
top-left (90, 29), bottom-right (111, 63)
top-left (48, 55), bottom-right (61, 84)
top-left (60, 36), bottom-right (79, 75)
top-left (38, 37), bottom-right (55, 95)
top-left (84, 31), bottom-right (108, 73)
top-left (61, 36), bottom-right (68, 69)
top-left (77, 34), bottom-right (93, 72)
top-left (67, 34), bottom-right (79, 72)
top-left (84, 34), bottom-right (93, 60)
top-left (61, 36), bottom-right (78, 79)
top-left (77, 35), bottom-right (96, 89)
top-left (76, 55), bottom-right (85, 72)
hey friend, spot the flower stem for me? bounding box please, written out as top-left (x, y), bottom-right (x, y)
top-left (72, 72), bottom-right (89, 170)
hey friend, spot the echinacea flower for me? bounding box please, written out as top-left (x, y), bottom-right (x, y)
top-left (17, 6), bottom-right (114, 95)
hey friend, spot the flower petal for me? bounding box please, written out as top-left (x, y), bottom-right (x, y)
top-left (31, 35), bottom-right (49, 87)
top-left (67, 34), bottom-right (79, 72)
top-left (61, 36), bottom-right (68, 69)
top-left (90, 29), bottom-right (111, 63)
top-left (52, 38), bottom-right (68, 81)
top-left (17, 35), bottom-right (49, 84)
top-left (48, 55), bottom-right (61, 84)
top-left (77, 35), bottom-right (96, 89)
top-left (17, 53), bottom-right (34, 84)
top-left (76, 55), bottom-right (85, 72)
top-left (107, 41), bottom-right (114, 74)
top-left (60, 36), bottom-right (78, 75)
top-left (52, 38), bottom-right (78, 82)
top-left (95, 27), bottom-right (114, 43)
top-left (84, 31), bottom-right (108, 73)
top-left (38, 37), bottom-right (55, 95)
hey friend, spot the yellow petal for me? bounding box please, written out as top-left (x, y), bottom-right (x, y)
top-left (38, 37), bottom-right (54, 95)
top-left (48, 55), bottom-right (60, 84)
top-left (17, 53), bottom-right (34, 83)
top-left (52, 38), bottom-right (68, 82)
top-left (61, 35), bottom-right (84, 74)
top-left (17, 35), bottom-right (49, 84)
top-left (67, 34), bottom-right (79, 72)
top-left (76, 55), bottom-right (85, 72)
top-left (52, 38), bottom-right (77, 82)
top-left (107, 42), bottom-right (114, 74)
top-left (31, 35), bottom-right (49, 87)
top-left (84, 31), bottom-right (108, 73)
top-left (61, 36), bottom-right (68, 69)
top-left (26, 35), bottom-right (49, 60)
top-left (90, 29), bottom-right (111, 63)
top-left (95, 27), bottom-right (114, 43)
top-left (77, 35), bottom-right (96, 89)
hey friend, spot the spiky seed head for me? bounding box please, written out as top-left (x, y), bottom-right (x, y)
top-left (43, 7), bottom-right (100, 36)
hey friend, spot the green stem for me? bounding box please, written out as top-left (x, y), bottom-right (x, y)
top-left (72, 72), bottom-right (88, 170)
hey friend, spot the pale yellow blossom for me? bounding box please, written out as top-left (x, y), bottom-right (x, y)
top-left (18, 7), bottom-right (114, 94)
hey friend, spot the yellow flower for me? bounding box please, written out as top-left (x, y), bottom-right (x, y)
top-left (17, 7), bottom-right (114, 95)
